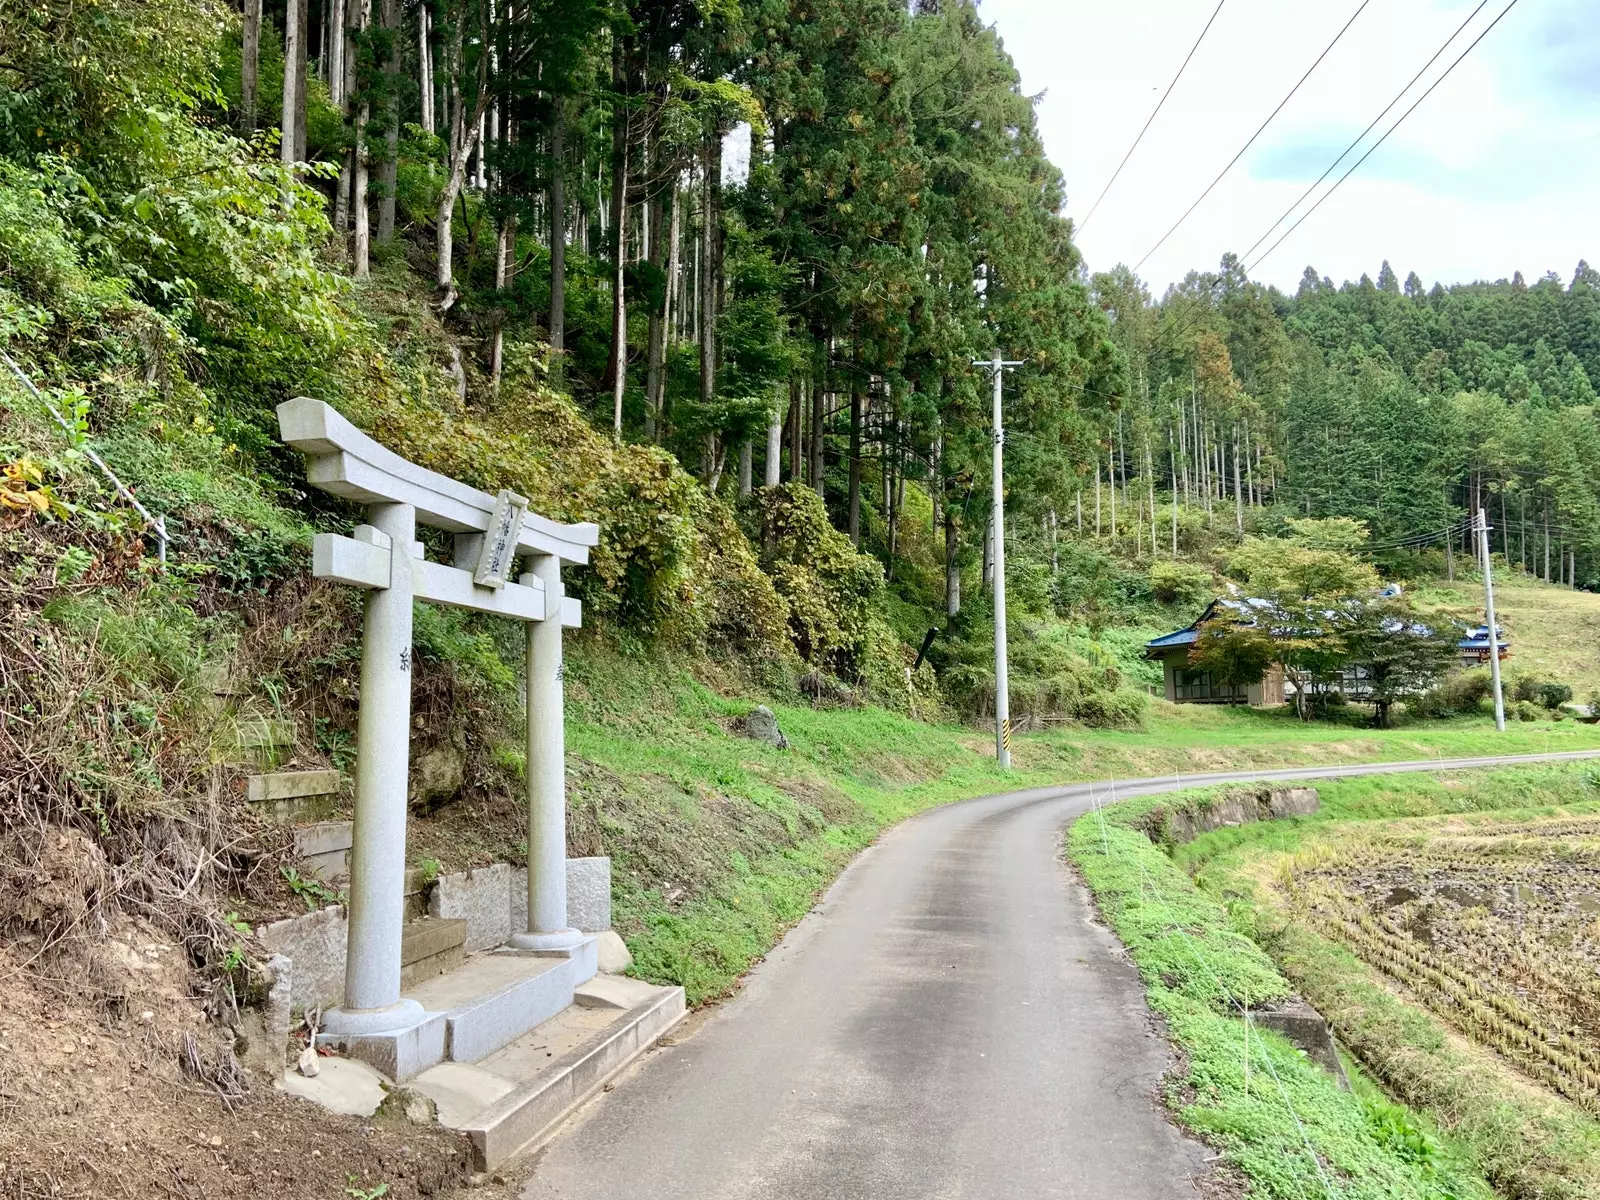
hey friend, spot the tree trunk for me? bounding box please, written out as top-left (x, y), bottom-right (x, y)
top-left (435, 15), bottom-right (490, 310)
top-left (1169, 427), bottom-right (1179, 556)
top-left (765, 410), bottom-right (782, 488)
top-left (607, 38), bottom-right (630, 438)
top-left (699, 131), bottom-right (723, 433)
top-left (1094, 458), bottom-right (1102, 537)
top-left (242, 0), bottom-right (263, 130)
top-left (1233, 436), bottom-right (1242, 533)
top-left (657, 186), bottom-right (681, 433)
top-left (348, 0), bottom-right (372, 276)
top-left (788, 378), bottom-right (801, 483)
top-left (329, 0), bottom-right (347, 105)
top-left (643, 178), bottom-right (667, 442)
top-left (847, 387), bottom-right (862, 544)
top-left (418, 6), bottom-right (434, 134)
top-left (280, 0), bottom-right (308, 166)
top-left (1108, 447), bottom-right (1118, 541)
top-left (376, 0), bottom-right (400, 242)
top-left (548, 94), bottom-right (566, 358)
top-left (490, 209), bottom-right (515, 391)
top-left (810, 371), bottom-right (825, 500)
top-left (738, 440), bottom-right (753, 498)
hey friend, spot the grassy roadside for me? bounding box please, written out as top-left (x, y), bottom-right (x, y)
top-left (547, 647), bottom-right (1600, 1004)
top-left (1066, 794), bottom-right (1494, 1199)
top-left (1140, 765), bottom-right (1600, 1199)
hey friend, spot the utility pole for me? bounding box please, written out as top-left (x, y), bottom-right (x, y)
top-left (975, 351), bottom-right (1023, 768)
top-left (1477, 508), bottom-right (1505, 732)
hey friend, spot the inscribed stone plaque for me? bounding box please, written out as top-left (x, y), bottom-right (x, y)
top-left (474, 488), bottom-right (529, 589)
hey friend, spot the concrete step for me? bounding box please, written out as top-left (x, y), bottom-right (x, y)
top-left (411, 978), bottom-right (685, 1170)
top-left (399, 916), bottom-right (467, 989)
top-left (404, 942), bottom-right (596, 1065)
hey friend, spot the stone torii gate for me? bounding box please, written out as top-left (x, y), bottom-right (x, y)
top-left (277, 398), bottom-right (599, 1047)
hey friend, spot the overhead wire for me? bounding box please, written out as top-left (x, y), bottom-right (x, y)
top-left (1238, 0), bottom-right (1492, 266)
top-left (1076, 0), bottom-right (1229, 234)
top-left (1248, 0), bottom-right (1523, 273)
top-left (1133, 0), bottom-right (1373, 274)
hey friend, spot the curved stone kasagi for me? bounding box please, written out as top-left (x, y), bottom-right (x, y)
top-left (277, 397), bottom-right (598, 565)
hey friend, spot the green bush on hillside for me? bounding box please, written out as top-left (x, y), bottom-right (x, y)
top-left (1147, 560), bottom-right (1214, 607)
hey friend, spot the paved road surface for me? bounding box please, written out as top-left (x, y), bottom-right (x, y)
top-left (523, 750), bottom-right (1600, 1200)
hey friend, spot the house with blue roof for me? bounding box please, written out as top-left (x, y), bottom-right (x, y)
top-left (1146, 595), bottom-right (1508, 707)
top-left (1458, 623), bottom-right (1511, 667)
top-left (1144, 598), bottom-right (1287, 706)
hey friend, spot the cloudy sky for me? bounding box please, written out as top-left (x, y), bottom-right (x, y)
top-left (977, 0), bottom-right (1600, 295)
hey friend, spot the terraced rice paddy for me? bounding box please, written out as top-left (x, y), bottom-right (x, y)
top-left (1291, 810), bottom-right (1600, 1114)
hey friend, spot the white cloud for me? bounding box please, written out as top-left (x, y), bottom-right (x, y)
top-left (978, 0), bottom-right (1600, 292)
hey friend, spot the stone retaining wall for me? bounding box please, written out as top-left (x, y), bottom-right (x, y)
top-left (1162, 786), bottom-right (1320, 843)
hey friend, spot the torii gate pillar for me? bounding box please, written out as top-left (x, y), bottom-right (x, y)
top-left (510, 553), bottom-right (583, 951)
top-left (339, 501), bottom-right (424, 1030)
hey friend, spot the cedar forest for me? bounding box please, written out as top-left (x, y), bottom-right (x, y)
top-left (5, 0), bottom-right (1600, 729)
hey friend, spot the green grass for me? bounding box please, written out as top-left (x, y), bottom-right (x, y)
top-left (1152, 764), bottom-right (1600, 1199)
top-left (1413, 575), bottom-right (1600, 694)
top-left (1066, 801), bottom-right (1492, 1199)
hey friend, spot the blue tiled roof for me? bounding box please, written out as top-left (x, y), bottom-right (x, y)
top-left (1147, 628), bottom-right (1200, 649)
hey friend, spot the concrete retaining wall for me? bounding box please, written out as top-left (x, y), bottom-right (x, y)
top-left (447, 858), bottom-right (612, 943)
top-left (262, 857), bottom-right (613, 1011)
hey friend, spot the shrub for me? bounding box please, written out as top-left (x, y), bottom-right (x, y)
top-left (1412, 668), bottom-right (1492, 717)
top-left (1511, 674), bottom-right (1544, 703)
top-left (1147, 560), bottom-right (1213, 607)
top-left (755, 483), bottom-right (886, 679)
top-left (1512, 699), bottom-right (1543, 722)
top-left (1538, 681), bottom-right (1573, 711)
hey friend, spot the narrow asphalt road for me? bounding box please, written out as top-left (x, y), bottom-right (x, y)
top-left (523, 750), bottom-right (1600, 1200)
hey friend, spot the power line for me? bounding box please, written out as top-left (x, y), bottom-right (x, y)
top-left (1248, 0), bottom-right (1522, 274)
top-left (1077, 0), bottom-right (1229, 234)
top-left (1133, 0), bottom-right (1373, 274)
top-left (1239, 0), bottom-right (1492, 266)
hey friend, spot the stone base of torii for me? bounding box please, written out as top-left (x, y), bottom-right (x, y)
top-left (278, 398), bottom-right (601, 1077)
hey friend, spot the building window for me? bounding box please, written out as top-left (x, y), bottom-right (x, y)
top-left (1174, 668), bottom-right (1245, 702)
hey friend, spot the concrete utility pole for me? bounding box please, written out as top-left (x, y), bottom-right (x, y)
top-left (974, 351), bottom-right (1022, 767)
top-left (1477, 508), bottom-right (1505, 732)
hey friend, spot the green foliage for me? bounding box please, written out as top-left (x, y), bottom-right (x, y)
top-left (1190, 617), bottom-right (1276, 694)
top-left (1539, 681), bottom-right (1574, 710)
top-left (1228, 534), bottom-right (1380, 598)
top-left (1412, 670), bottom-right (1493, 719)
top-left (281, 865), bottom-right (342, 911)
top-left (1147, 560), bottom-right (1214, 607)
top-left (755, 483), bottom-right (885, 677)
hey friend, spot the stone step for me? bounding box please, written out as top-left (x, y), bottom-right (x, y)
top-left (413, 979), bottom-right (685, 1170)
top-left (245, 769), bottom-right (341, 824)
top-left (403, 940), bottom-right (598, 1066)
top-left (399, 917), bottom-right (467, 989)
top-left (293, 820), bottom-right (353, 882)
top-left (215, 714), bottom-right (297, 769)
